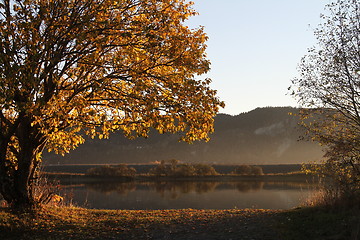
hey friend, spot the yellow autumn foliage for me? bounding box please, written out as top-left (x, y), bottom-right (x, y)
top-left (0, 0), bottom-right (223, 209)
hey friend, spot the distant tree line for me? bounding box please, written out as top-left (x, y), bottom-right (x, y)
top-left (86, 164), bottom-right (137, 177)
top-left (85, 161), bottom-right (264, 177)
top-left (148, 159), bottom-right (219, 177)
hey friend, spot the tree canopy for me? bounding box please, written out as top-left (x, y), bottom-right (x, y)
top-left (0, 0), bottom-right (223, 210)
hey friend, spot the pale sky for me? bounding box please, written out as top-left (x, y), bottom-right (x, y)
top-left (186, 0), bottom-right (329, 115)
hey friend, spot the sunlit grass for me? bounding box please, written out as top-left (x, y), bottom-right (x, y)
top-left (0, 204), bottom-right (358, 239)
top-left (0, 206), bottom-right (279, 240)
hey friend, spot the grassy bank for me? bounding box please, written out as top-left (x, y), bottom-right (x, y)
top-left (0, 207), bottom-right (280, 240)
top-left (0, 206), bottom-right (358, 240)
top-left (278, 206), bottom-right (360, 240)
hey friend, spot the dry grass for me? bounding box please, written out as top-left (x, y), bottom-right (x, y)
top-left (0, 199), bottom-right (358, 240)
top-left (283, 186), bottom-right (360, 240)
top-left (0, 206), bottom-right (280, 240)
top-left (278, 206), bottom-right (360, 240)
top-left (303, 183), bottom-right (360, 209)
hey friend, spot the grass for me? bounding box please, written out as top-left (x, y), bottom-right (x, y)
top-left (0, 206), bottom-right (280, 240)
top-left (0, 203), bottom-right (359, 239)
top-left (278, 206), bottom-right (360, 240)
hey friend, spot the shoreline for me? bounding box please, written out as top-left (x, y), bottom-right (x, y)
top-left (43, 172), bottom-right (319, 184)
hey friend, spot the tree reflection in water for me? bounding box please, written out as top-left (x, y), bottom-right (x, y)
top-left (86, 182), bottom-right (136, 195)
top-left (83, 180), bottom-right (318, 199)
top-left (151, 182), bottom-right (218, 199)
top-left (60, 180), bottom-right (318, 210)
top-left (233, 181), bottom-right (264, 192)
top-left (83, 181), bottom-right (280, 197)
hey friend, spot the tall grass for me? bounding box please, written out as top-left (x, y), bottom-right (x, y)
top-left (304, 179), bottom-right (360, 209)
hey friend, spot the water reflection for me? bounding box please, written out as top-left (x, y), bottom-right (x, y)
top-left (87, 182), bottom-right (136, 195)
top-left (83, 181), bottom-right (315, 196)
top-left (61, 180), bottom-right (318, 210)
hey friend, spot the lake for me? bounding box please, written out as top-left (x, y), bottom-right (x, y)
top-left (61, 180), bottom-right (317, 210)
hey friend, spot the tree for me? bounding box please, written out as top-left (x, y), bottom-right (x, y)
top-left (231, 165), bottom-right (263, 175)
top-left (232, 165), bottom-right (252, 175)
top-left (86, 164), bottom-right (136, 177)
top-left (250, 166), bottom-right (263, 176)
top-left (193, 163), bottom-right (218, 176)
top-left (291, 0), bottom-right (360, 200)
top-left (0, 0), bottom-right (224, 210)
top-left (173, 164), bottom-right (196, 177)
top-left (149, 160), bottom-right (170, 176)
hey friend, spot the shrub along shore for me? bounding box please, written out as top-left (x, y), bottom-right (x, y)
top-left (43, 163), bottom-right (318, 183)
top-left (43, 162), bottom-right (319, 184)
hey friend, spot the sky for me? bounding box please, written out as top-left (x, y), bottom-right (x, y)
top-left (186, 0), bottom-right (329, 115)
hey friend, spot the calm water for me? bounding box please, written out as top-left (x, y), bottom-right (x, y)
top-left (62, 181), bottom-right (317, 210)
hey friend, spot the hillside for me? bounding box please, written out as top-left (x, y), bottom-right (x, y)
top-left (44, 107), bottom-right (323, 165)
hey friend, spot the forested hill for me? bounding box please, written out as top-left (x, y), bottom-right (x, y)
top-left (44, 107), bottom-right (323, 165)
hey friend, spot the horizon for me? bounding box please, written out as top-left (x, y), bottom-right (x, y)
top-left (217, 105), bottom-right (297, 116)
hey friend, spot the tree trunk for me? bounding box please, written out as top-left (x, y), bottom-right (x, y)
top-left (0, 115), bottom-right (44, 211)
top-left (0, 139), bottom-right (16, 205)
top-left (0, 150), bottom-right (40, 211)
top-left (12, 150), bottom-right (37, 210)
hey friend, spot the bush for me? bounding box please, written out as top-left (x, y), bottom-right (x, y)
top-left (232, 165), bottom-right (252, 175)
top-left (250, 166), bottom-right (264, 175)
top-left (86, 164), bottom-right (136, 177)
top-left (232, 165), bottom-right (264, 175)
top-left (193, 164), bottom-right (218, 176)
top-left (148, 161), bottom-right (172, 176)
top-left (148, 161), bottom-right (218, 177)
top-left (173, 164), bottom-right (196, 177)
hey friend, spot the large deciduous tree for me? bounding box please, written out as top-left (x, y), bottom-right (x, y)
top-left (291, 0), bottom-right (360, 199)
top-left (0, 0), bottom-right (224, 210)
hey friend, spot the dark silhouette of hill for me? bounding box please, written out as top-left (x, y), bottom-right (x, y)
top-left (44, 107), bottom-right (323, 165)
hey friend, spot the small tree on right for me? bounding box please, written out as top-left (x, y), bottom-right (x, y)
top-left (291, 0), bottom-right (360, 204)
